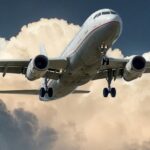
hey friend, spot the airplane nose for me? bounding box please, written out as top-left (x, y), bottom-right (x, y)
top-left (99, 16), bottom-right (123, 46)
top-left (104, 21), bottom-right (122, 39)
top-left (110, 15), bottom-right (123, 33)
top-left (104, 14), bottom-right (123, 38)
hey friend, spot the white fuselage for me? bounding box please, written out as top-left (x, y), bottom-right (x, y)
top-left (41, 9), bottom-right (123, 101)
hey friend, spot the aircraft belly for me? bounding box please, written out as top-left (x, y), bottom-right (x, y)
top-left (47, 79), bottom-right (76, 100)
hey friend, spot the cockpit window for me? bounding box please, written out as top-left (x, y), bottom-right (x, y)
top-left (111, 11), bottom-right (116, 14)
top-left (102, 11), bottom-right (110, 15)
top-left (93, 10), bottom-right (116, 19)
top-left (93, 13), bottom-right (101, 19)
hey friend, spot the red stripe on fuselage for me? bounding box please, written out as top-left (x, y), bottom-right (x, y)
top-left (62, 21), bottom-right (119, 57)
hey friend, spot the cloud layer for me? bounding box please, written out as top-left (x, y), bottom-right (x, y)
top-left (0, 18), bottom-right (150, 150)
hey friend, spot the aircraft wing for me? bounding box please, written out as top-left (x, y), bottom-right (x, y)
top-left (0, 58), bottom-right (67, 77)
top-left (92, 57), bottom-right (150, 80)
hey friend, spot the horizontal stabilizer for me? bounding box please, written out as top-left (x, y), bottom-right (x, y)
top-left (0, 89), bottom-right (39, 95)
top-left (72, 90), bottom-right (90, 94)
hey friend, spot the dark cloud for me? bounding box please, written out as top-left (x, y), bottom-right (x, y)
top-left (0, 100), bottom-right (57, 150)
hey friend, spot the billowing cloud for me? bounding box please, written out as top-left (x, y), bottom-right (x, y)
top-left (0, 18), bottom-right (150, 150)
top-left (0, 99), bottom-right (57, 150)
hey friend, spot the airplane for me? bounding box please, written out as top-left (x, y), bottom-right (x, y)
top-left (0, 8), bottom-right (149, 101)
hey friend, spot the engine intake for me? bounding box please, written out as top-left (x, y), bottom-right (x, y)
top-left (26, 55), bottom-right (49, 81)
top-left (123, 56), bottom-right (146, 81)
top-left (132, 56), bottom-right (146, 71)
top-left (34, 55), bottom-right (48, 70)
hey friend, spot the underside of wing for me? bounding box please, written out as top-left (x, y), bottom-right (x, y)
top-left (93, 56), bottom-right (150, 81)
top-left (92, 57), bottom-right (128, 80)
top-left (0, 57), bottom-right (68, 80)
top-left (0, 60), bottom-right (29, 75)
top-left (48, 58), bottom-right (68, 70)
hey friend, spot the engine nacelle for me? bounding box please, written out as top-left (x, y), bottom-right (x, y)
top-left (123, 56), bottom-right (146, 81)
top-left (26, 55), bottom-right (49, 81)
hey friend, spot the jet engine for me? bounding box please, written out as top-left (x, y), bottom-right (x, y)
top-left (123, 56), bottom-right (146, 81)
top-left (26, 55), bottom-right (49, 81)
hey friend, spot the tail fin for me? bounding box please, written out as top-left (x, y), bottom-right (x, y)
top-left (39, 44), bottom-right (47, 56)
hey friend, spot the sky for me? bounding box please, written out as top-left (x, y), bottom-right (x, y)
top-left (1, 18), bottom-right (150, 149)
top-left (0, 0), bottom-right (150, 55)
top-left (0, 1), bottom-right (150, 149)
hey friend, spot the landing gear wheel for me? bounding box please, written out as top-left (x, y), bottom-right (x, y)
top-left (110, 88), bottom-right (116, 97)
top-left (102, 70), bottom-right (117, 98)
top-left (47, 88), bottom-right (53, 97)
top-left (40, 87), bottom-right (46, 97)
top-left (103, 88), bottom-right (109, 97)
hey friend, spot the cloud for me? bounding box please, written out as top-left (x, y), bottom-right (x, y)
top-left (0, 18), bottom-right (150, 150)
top-left (0, 99), bottom-right (57, 150)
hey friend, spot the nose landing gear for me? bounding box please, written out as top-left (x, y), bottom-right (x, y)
top-left (103, 70), bottom-right (116, 98)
